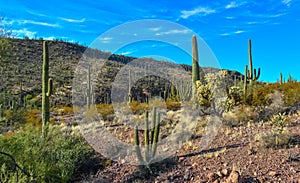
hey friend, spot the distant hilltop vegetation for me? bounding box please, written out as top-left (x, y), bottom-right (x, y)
top-left (0, 37), bottom-right (243, 107)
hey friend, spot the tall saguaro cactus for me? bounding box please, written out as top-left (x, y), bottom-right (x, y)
top-left (192, 35), bottom-right (200, 84)
top-left (42, 41), bottom-right (53, 137)
top-left (247, 39), bottom-right (260, 84)
top-left (86, 64), bottom-right (92, 108)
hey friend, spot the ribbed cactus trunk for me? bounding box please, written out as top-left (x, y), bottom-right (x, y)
top-left (128, 69), bottom-right (132, 103)
top-left (244, 65), bottom-right (248, 102)
top-left (247, 39), bottom-right (260, 84)
top-left (192, 35), bottom-right (200, 104)
top-left (280, 72), bottom-right (283, 85)
top-left (192, 35), bottom-right (200, 84)
top-left (42, 41), bottom-right (52, 137)
top-left (86, 64), bottom-right (91, 109)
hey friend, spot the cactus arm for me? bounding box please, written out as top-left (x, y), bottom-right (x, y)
top-left (47, 78), bottom-right (53, 97)
top-left (254, 68), bottom-right (260, 80)
top-left (150, 107), bottom-right (156, 146)
top-left (134, 125), bottom-right (144, 165)
top-left (144, 111), bottom-right (150, 162)
top-left (151, 112), bottom-right (160, 158)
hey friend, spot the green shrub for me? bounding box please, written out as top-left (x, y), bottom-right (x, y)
top-left (270, 112), bottom-right (287, 134)
top-left (0, 124), bottom-right (93, 182)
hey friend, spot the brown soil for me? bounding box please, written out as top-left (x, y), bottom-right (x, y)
top-left (70, 112), bottom-right (300, 183)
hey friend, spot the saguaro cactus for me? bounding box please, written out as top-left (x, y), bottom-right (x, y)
top-left (134, 107), bottom-right (160, 165)
top-left (244, 65), bottom-right (248, 102)
top-left (86, 64), bottom-right (92, 108)
top-left (42, 41), bottom-right (53, 136)
top-left (247, 39), bottom-right (260, 84)
top-left (128, 69), bottom-right (132, 103)
top-left (192, 35), bottom-right (200, 84)
top-left (280, 72), bottom-right (283, 85)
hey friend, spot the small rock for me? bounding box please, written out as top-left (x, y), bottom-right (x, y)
top-left (226, 171), bottom-right (242, 183)
top-left (268, 171), bottom-right (278, 176)
top-left (216, 171), bottom-right (223, 177)
top-left (192, 162), bottom-right (198, 167)
top-left (213, 180), bottom-right (220, 183)
top-left (184, 172), bottom-right (191, 180)
top-left (221, 168), bottom-right (230, 176)
top-left (178, 157), bottom-right (184, 162)
top-left (206, 172), bottom-right (218, 181)
top-left (164, 180), bottom-right (171, 183)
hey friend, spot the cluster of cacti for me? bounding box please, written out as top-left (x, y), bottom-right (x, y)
top-left (134, 107), bottom-right (160, 165)
top-left (42, 41), bottom-right (53, 136)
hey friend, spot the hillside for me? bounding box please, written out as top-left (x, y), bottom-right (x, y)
top-left (0, 37), bottom-right (243, 107)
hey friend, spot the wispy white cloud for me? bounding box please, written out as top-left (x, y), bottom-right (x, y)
top-left (99, 37), bottom-right (113, 43)
top-left (234, 30), bottom-right (244, 34)
top-left (120, 51), bottom-right (132, 55)
top-left (226, 16), bottom-right (236, 19)
top-left (219, 33), bottom-right (230, 36)
top-left (12, 28), bottom-right (37, 38)
top-left (155, 29), bottom-right (190, 36)
top-left (26, 10), bottom-right (48, 17)
top-left (59, 17), bottom-right (86, 23)
top-left (219, 30), bottom-right (245, 36)
top-left (225, 1), bottom-right (246, 9)
top-left (149, 27), bottom-right (161, 31)
top-left (14, 19), bottom-right (60, 27)
top-left (180, 7), bottom-right (216, 19)
top-left (282, 0), bottom-right (292, 7)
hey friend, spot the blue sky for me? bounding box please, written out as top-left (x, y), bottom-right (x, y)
top-left (1, 0), bottom-right (300, 82)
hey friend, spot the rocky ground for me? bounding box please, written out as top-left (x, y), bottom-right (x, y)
top-left (67, 109), bottom-right (300, 183)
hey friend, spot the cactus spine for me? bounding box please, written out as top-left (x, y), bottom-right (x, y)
top-left (247, 39), bottom-right (260, 84)
top-left (134, 107), bottom-right (160, 165)
top-left (42, 41), bottom-right (52, 136)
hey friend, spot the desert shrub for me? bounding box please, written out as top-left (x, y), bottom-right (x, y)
top-left (257, 131), bottom-right (291, 148)
top-left (4, 108), bottom-right (26, 127)
top-left (270, 112), bottom-right (288, 133)
top-left (129, 101), bottom-right (149, 114)
top-left (24, 109), bottom-right (41, 126)
top-left (55, 106), bottom-right (74, 115)
top-left (257, 113), bottom-right (292, 148)
top-left (165, 100), bottom-right (181, 111)
top-left (196, 71), bottom-right (233, 115)
top-left (250, 82), bottom-right (300, 107)
top-left (96, 103), bottom-right (115, 120)
top-left (0, 124), bottom-right (93, 182)
top-left (281, 82), bottom-right (300, 106)
top-left (223, 105), bottom-right (258, 127)
top-left (227, 86), bottom-right (243, 106)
